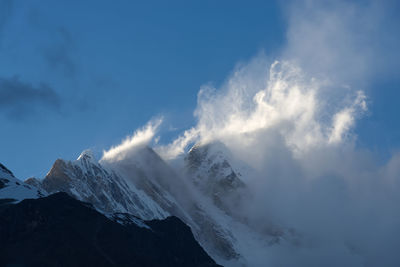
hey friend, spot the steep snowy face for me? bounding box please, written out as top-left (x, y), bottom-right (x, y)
top-left (183, 142), bottom-right (300, 266)
top-left (100, 145), bottom-right (195, 221)
top-left (102, 145), bottom-right (241, 262)
top-left (0, 163), bottom-right (45, 202)
top-left (40, 150), bottom-right (168, 220)
top-left (185, 141), bottom-right (247, 216)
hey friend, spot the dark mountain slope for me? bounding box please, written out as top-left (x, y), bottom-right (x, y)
top-left (0, 192), bottom-right (221, 267)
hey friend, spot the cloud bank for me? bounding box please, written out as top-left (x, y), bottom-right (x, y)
top-left (101, 0), bottom-right (400, 266)
top-left (0, 76), bottom-right (61, 120)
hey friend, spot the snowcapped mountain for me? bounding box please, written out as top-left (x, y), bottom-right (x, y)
top-left (5, 141), bottom-right (293, 266)
top-left (28, 145), bottom-right (238, 263)
top-left (0, 162), bottom-right (45, 203)
top-left (0, 161), bottom-right (221, 266)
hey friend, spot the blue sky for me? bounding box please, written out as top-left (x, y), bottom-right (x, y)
top-left (0, 0), bottom-right (399, 179)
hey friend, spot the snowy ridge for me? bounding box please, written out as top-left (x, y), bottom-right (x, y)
top-left (0, 163), bottom-right (45, 202)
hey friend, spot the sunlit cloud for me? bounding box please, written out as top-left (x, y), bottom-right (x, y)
top-left (101, 117), bottom-right (163, 162)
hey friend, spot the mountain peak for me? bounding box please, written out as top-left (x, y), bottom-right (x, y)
top-left (187, 140), bottom-right (235, 175)
top-left (77, 149), bottom-right (96, 162)
top-left (188, 140), bottom-right (232, 159)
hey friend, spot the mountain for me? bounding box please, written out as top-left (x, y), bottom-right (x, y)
top-left (100, 145), bottom-right (241, 262)
top-left (18, 142), bottom-right (291, 266)
top-left (184, 141), bottom-right (295, 265)
top-left (31, 146), bottom-right (239, 263)
top-left (0, 163), bottom-right (45, 203)
top-left (0, 192), bottom-right (221, 267)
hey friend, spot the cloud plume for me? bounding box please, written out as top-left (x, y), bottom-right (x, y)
top-left (100, 0), bottom-right (400, 266)
top-left (157, 58), bottom-right (367, 163)
top-left (102, 118), bottom-right (163, 162)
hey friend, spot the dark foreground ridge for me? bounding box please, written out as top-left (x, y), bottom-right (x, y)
top-left (0, 192), bottom-right (222, 267)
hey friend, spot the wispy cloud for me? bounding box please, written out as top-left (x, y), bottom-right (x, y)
top-left (101, 117), bottom-right (163, 162)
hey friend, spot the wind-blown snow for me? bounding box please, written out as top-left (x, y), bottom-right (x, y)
top-left (102, 118), bottom-right (162, 162)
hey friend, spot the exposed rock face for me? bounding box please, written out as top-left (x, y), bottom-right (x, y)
top-left (0, 192), bottom-right (221, 267)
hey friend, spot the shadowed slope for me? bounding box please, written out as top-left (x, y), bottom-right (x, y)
top-left (0, 192), bottom-right (221, 267)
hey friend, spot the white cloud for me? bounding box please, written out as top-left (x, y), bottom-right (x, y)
top-left (157, 58), bottom-right (367, 164)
